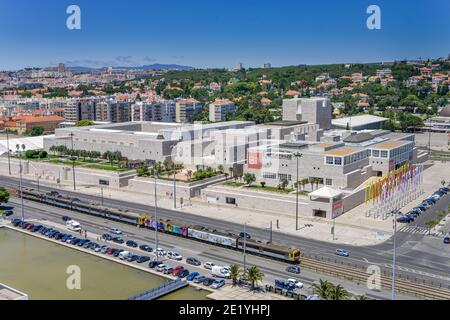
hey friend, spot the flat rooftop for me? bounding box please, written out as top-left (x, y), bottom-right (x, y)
top-left (0, 283), bottom-right (28, 300)
top-left (370, 140), bottom-right (412, 150)
top-left (262, 120), bottom-right (308, 127)
top-left (332, 115), bottom-right (388, 128)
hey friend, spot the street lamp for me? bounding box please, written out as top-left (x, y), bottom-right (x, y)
top-left (173, 164), bottom-right (177, 209)
top-left (153, 168), bottom-right (159, 259)
top-left (69, 133), bottom-right (76, 191)
top-left (243, 222), bottom-right (247, 272)
top-left (391, 208), bottom-right (399, 300)
top-left (293, 152), bottom-right (303, 231)
top-left (4, 129), bottom-right (11, 175)
top-left (15, 145), bottom-right (25, 221)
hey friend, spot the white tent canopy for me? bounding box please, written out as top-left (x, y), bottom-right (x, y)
top-left (309, 186), bottom-right (343, 199)
top-left (0, 135), bottom-right (51, 156)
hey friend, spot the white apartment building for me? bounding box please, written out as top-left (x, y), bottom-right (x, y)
top-left (209, 99), bottom-right (237, 122)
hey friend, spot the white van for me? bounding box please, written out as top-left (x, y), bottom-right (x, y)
top-left (119, 251), bottom-right (132, 260)
top-left (66, 220), bottom-right (81, 232)
top-left (211, 266), bottom-right (231, 279)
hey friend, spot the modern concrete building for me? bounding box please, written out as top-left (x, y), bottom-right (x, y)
top-left (175, 99), bottom-right (203, 123)
top-left (131, 100), bottom-right (176, 122)
top-left (209, 99), bottom-right (237, 122)
top-left (332, 115), bottom-right (388, 131)
top-left (282, 97), bottom-right (332, 130)
top-left (64, 98), bottom-right (99, 122)
top-left (96, 99), bottom-right (131, 123)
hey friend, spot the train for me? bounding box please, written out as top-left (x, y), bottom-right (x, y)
top-left (19, 188), bottom-right (301, 264)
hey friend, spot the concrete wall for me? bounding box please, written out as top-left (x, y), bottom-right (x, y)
top-left (0, 158), bottom-right (135, 188)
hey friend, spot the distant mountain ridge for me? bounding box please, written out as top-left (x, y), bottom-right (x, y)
top-left (67, 64), bottom-right (193, 73)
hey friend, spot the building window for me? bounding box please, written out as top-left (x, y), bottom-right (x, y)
top-left (372, 150), bottom-right (379, 157)
top-left (326, 156), bottom-right (334, 165)
top-left (381, 151), bottom-right (388, 158)
top-left (334, 157), bottom-right (342, 165)
top-left (263, 172), bottom-right (276, 179)
top-left (326, 178), bottom-right (332, 186)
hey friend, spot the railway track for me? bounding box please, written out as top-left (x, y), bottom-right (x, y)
top-left (300, 257), bottom-right (450, 300)
top-left (5, 186), bottom-right (450, 300)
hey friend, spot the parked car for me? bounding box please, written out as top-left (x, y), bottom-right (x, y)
top-left (194, 276), bottom-right (207, 284)
top-left (137, 256), bottom-right (150, 264)
top-left (287, 279), bottom-right (304, 288)
top-left (186, 257), bottom-right (201, 266)
top-left (127, 254), bottom-right (140, 262)
top-left (148, 260), bottom-right (163, 268)
top-left (112, 249), bottom-right (124, 257)
top-left (210, 279), bottom-right (225, 289)
top-left (336, 249), bottom-right (349, 257)
top-left (102, 233), bottom-right (112, 241)
top-left (443, 236), bottom-right (450, 244)
top-left (139, 244), bottom-right (153, 252)
top-left (163, 267), bottom-right (174, 275)
top-left (110, 227), bottom-right (122, 235)
top-left (4, 210), bottom-right (14, 216)
top-left (286, 266), bottom-right (301, 274)
top-left (49, 191), bottom-right (60, 197)
top-left (11, 219), bottom-right (21, 226)
top-left (62, 216), bottom-right (71, 222)
top-left (202, 278), bottom-right (214, 286)
top-left (167, 251), bottom-right (183, 260)
top-left (126, 240), bottom-right (138, 248)
top-left (178, 269), bottom-right (190, 278)
top-left (112, 237), bottom-right (124, 244)
top-left (172, 266), bottom-right (184, 276)
top-left (187, 272), bottom-right (200, 281)
top-left (155, 248), bottom-right (166, 257)
top-left (156, 264), bottom-right (166, 272)
top-left (204, 262), bottom-right (215, 270)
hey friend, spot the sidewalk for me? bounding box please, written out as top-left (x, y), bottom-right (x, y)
top-left (12, 160), bottom-right (450, 246)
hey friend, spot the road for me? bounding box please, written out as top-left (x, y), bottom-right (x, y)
top-left (1, 175), bottom-right (449, 290)
top-left (5, 196), bottom-right (416, 300)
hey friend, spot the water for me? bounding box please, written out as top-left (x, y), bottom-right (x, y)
top-left (0, 228), bottom-right (208, 300)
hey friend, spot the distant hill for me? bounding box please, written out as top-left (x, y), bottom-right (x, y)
top-left (67, 64), bottom-right (193, 73)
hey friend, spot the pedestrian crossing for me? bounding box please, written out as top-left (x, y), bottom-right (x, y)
top-left (399, 226), bottom-right (430, 235)
top-left (399, 225), bottom-right (446, 238)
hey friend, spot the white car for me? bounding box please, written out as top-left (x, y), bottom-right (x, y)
top-left (305, 294), bottom-right (321, 300)
top-left (155, 248), bottom-right (166, 257)
top-left (167, 251), bottom-right (183, 260)
top-left (287, 279), bottom-right (304, 289)
top-left (110, 227), bottom-right (122, 235)
top-left (210, 279), bottom-right (225, 289)
top-left (156, 263), bottom-right (166, 272)
top-left (204, 261), bottom-right (215, 270)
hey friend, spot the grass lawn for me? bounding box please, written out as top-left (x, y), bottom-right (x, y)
top-left (224, 182), bottom-right (310, 195)
top-left (84, 163), bottom-right (130, 172)
top-left (224, 182), bottom-right (246, 187)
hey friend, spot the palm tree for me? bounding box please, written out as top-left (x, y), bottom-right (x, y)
top-left (186, 170), bottom-right (193, 181)
top-left (21, 144), bottom-right (26, 152)
top-left (354, 294), bottom-right (369, 300)
top-left (309, 178), bottom-right (314, 191)
top-left (328, 284), bottom-right (350, 300)
top-left (228, 167), bottom-right (234, 179)
top-left (229, 264), bottom-right (242, 286)
top-left (217, 165), bottom-right (224, 173)
top-left (313, 279), bottom-right (333, 299)
top-left (246, 266), bottom-right (264, 290)
top-left (224, 172), bottom-right (229, 181)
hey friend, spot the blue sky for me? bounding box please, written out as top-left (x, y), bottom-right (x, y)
top-left (0, 0), bottom-right (449, 70)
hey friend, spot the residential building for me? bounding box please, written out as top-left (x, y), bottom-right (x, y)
top-left (131, 100), bottom-right (176, 122)
top-left (175, 98), bottom-right (202, 123)
top-left (209, 99), bottom-right (237, 122)
top-left (64, 98), bottom-right (99, 122)
top-left (7, 115), bottom-right (64, 134)
top-left (96, 99), bottom-right (131, 123)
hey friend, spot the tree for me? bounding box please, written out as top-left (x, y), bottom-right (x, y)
top-left (245, 266), bottom-right (264, 290)
top-left (260, 181), bottom-right (266, 188)
top-left (26, 126), bottom-right (45, 136)
top-left (313, 279), bottom-right (333, 299)
top-left (229, 264), bottom-right (242, 287)
top-left (186, 170), bottom-right (193, 181)
top-left (279, 178), bottom-right (289, 190)
top-left (75, 120), bottom-right (94, 127)
top-left (228, 167), bottom-right (234, 179)
top-left (243, 173), bottom-right (256, 186)
top-left (217, 165), bottom-right (224, 173)
top-left (328, 284), bottom-right (350, 300)
top-left (0, 187), bottom-right (10, 204)
top-left (424, 220), bottom-right (438, 235)
top-left (355, 295), bottom-right (369, 300)
top-left (224, 172), bottom-right (229, 181)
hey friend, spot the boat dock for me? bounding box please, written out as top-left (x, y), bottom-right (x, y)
top-left (128, 278), bottom-right (188, 300)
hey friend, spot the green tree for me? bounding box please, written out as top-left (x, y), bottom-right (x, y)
top-left (26, 126), bottom-right (45, 136)
top-left (328, 284), bottom-right (350, 300)
top-left (243, 173), bottom-right (256, 186)
top-left (279, 178), bottom-right (289, 190)
top-left (0, 187), bottom-right (10, 204)
top-left (245, 266), bottom-right (264, 290)
top-left (229, 264), bottom-right (242, 287)
top-left (313, 279), bottom-right (333, 299)
top-left (75, 120), bottom-right (94, 127)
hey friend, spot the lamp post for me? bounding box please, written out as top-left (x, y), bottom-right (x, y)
top-left (391, 208), bottom-right (398, 300)
top-left (154, 169), bottom-right (159, 259)
top-left (69, 133), bottom-right (76, 191)
top-left (173, 164), bottom-right (177, 209)
top-left (5, 129), bottom-right (11, 175)
top-left (293, 152), bottom-right (303, 230)
top-left (243, 222), bottom-right (247, 273)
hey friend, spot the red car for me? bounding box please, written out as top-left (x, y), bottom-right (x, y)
top-left (171, 266), bottom-right (184, 276)
top-left (26, 224), bottom-right (35, 230)
top-left (106, 247), bottom-right (114, 255)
